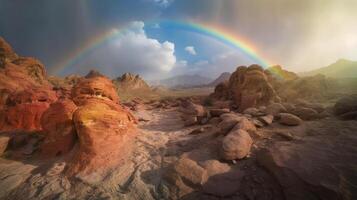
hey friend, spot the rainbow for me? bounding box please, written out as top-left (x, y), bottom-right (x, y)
top-left (52, 20), bottom-right (272, 75)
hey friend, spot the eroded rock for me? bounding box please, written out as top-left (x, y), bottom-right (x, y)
top-left (40, 99), bottom-right (77, 157)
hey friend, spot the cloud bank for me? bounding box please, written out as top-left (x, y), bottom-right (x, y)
top-left (72, 21), bottom-right (176, 79)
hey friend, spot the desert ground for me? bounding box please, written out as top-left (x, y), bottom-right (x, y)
top-left (1, 36), bottom-right (357, 200)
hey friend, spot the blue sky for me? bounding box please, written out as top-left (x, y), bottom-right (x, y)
top-left (1, 0), bottom-right (357, 79)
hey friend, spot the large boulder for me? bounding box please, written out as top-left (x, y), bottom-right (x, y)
top-left (40, 99), bottom-right (78, 157)
top-left (221, 129), bottom-right (253, 160)
top-left (212, 65), bottom-right (279, 112)
top-left (66, 76), bottom-right (137, 182)
top-left (334, 95), bottom-right (357, 120)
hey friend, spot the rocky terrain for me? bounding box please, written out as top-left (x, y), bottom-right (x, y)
top-left (1, 37), bottom-right (357, 200)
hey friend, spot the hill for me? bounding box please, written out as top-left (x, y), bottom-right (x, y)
top-left (155, 74), bottom-right (213, 88)
top-left (301, 59), bottom-right (357, 78)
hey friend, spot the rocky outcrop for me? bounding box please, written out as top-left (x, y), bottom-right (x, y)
top-left (72, 76), bottom-right (119, 105)
top-left (212, 65), bottom-right (279, 112)
top-left (40, 99), bottom-right (77, 157)
top-left (66, 76), bottom-right (137, 182)
top-left (0, 38), bottom-right (56, 132)
top-left (113, 73), bottom-right (151, 91)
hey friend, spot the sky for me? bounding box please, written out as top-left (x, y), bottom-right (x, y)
top-left (1, 0), bottom-right (357, 80)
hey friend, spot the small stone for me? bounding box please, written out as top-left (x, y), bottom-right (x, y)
top-left (258, 115), bottom-right (274, 125)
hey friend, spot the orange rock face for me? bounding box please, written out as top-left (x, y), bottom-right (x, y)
top-left (40, 99), bottom-right (78, 157)
top-left (212, 65), bottom-right (279, 112)
top-left (71, 76), bottom-right (119, 105)
top-left (66, 76), bottom-right (137, 181)
top-left (1, 87), bottom-right (57, 131)
top-left (0, 38), bottom-right (56, 132)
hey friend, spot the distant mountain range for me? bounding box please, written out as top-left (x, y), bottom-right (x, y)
top-left (152, 74), bottom-right (213, 88)
top-left (301, 59), bottom-right (357, 78)
top-left (207, 72), bottom-right (231, 87)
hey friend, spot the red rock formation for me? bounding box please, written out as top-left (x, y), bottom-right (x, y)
top-left (71, 76), bottom-right (119, 105)
top-left (1, 87), bottom-right (57, 131)
top-left (66, 76), bottom-right (137, 181)
top-left (0, 38), bottom-right (56, 132)
top-left (212, 64), bottom-right (279, 112)
top-left (40, 99), bottom-right (78, 157)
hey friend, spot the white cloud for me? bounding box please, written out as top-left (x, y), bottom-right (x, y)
top-left (185, 46), bottom-right (197, 55)
top-left (150, 0), bottom-right (174, 7)
top-left (74, 21), bottom-right (176, 79)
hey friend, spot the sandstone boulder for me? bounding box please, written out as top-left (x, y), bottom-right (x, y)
top-left (217, 118), bottom-right (240, 135)
top-left (279, 113), bottom-right (302, 126)
top-left (291, 107), bottom-right (318, 120)
top-left (232, 118), bottom-right (257, 134)
top-left (221, 129), bottom-right (253, 160)
top-left (66, 99), bottom-right (136, 182)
